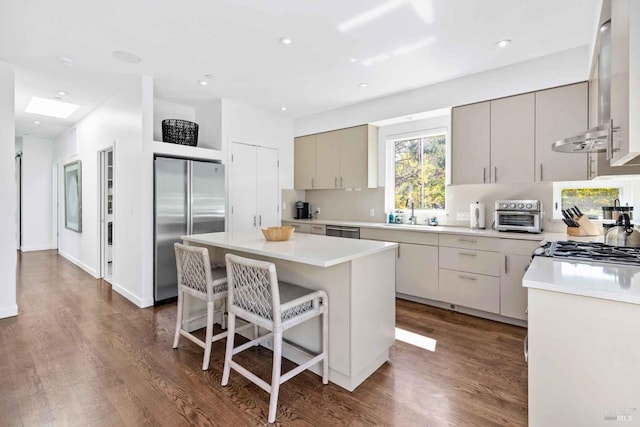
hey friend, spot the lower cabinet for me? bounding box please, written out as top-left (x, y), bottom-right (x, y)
top-left (281, 221), bottom-right (311, 233)
top-left (499, 239), bottom-right (539, 320)
top-left (396, 243), bottom-right (439, 300)
top-left (438, 269), bottom-right (500, 314)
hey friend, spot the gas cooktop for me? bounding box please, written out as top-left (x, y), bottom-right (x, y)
top-left (534, 241), bottom-right (640, 266)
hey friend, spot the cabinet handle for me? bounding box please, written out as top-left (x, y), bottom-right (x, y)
top-left (504, 255), bottom-right (508, 274)
top-left (524, 335), bottom-right (528, 362)
top-left (494, 166), bottom-right (497, 183)
top-left (483, 167), bottom-right (486, 184)
top-left (458, 274), bottom-right (477, 281)
top-left (458, 251), bottom-right (477, 257)
top-left (253, 215), bottom-right (256, 227)
top-left (335, 177), bottom-right (338, 188)
top-left (340, 176), bottom-right (343, 188)
top-left (259, 215), bottom-right (262, 226)
top-left (311, 178), bottom-right (315, 188)
top-left (540, 164), bottom-right (543, 181)
top-left (397, 245), bottom-right (400, 258)
top-left (458, 238), bottom-right (477, 243)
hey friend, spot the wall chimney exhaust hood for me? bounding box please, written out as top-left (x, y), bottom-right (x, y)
top-left (552, 19), bottom-right (613, 155)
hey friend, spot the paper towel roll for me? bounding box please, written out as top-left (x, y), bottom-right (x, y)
top-left (470, 202), bottom-right (486, 229)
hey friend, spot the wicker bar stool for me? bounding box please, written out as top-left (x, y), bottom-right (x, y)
top-left (172, 243), bottom-right (252, 370)
top-left (222, 254), bottom-right (329, 424)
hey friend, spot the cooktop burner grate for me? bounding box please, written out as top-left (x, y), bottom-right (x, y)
top-left (534, 241), bottom-right (640, 266)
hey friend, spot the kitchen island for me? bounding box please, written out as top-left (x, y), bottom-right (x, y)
top-left (524, 257), bottom-right (640, 426)
top-left (181, 231), bottom-right (398, 392)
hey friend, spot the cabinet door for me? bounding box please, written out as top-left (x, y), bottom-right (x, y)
top-left (294, 135), bottom-right (316, 189)
top-left (535, 83), bottom-right (588, 182)
top-left (315, 130), bottom-right (340, 189)
top-left (490, 93), bottom-right (535, 183)
top-left (230, 142), bottom-right (258, 232)
top-left (500, 253), bottom-right (530, 320)
top-left (452, 102), bottom-right (491, 184)
top-left (396, 243), bottom-right (439, 300)
top-left (256, 147), bottom-right (279, 228)
top-left (339, 125), bottom-right (367, 189)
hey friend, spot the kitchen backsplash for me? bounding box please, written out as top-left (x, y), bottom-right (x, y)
top-left (283, 182), bottom-right (565, 232)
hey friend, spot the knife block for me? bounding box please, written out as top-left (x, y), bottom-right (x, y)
top-left (566, 216), bottom-right (601, 236)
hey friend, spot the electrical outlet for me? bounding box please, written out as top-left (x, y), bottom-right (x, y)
top-left (282, 202), bottom-right (287, 210)
top-left (369, 208), bottom-right (375, 217)
top-left (456, 211), bottom-right (470, 221)
top-left (315, 207), bottom-right (321, 215)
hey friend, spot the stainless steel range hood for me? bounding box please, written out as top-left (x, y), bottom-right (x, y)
top-left (552, 20), bottom-right (612, 154)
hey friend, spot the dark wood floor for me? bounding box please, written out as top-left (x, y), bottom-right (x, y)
top-left (0, 250), bottom-right (528, 426)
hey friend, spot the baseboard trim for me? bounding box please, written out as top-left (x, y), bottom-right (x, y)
top-left (57, 249), bottom-right (99, 278)
top-left (111, 282), bottom-right (154, 308)
top-left (20, 245), bottom-right (56, 252)
top-left (0, 304), bottom-right (18, 319)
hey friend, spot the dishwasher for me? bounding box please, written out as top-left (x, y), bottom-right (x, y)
top-left (325, 225), bottom-right (360, 239)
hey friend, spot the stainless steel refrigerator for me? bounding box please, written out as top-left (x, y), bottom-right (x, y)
top-left (154, 156), bottom-right (225, 302)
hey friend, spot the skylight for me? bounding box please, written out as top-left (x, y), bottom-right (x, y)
top-left (25, 96), bottom-right (80, 119)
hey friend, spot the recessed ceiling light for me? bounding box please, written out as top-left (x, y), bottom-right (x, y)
top-left (280, 106), bottom-right (287, 111)
top-left (25, 96), bottom-right (80, 119)
top-left (495, 39), bottom-right (512, 48)
top-left (33, 121), bottom-right (40, 125)
top-left (198, 80), bottom-right (209, 86)
top-left (350, 58), bottom-right (358, 63)
top-left (112, 50), bottom-right (142, 63)
top-left (56, 56), bottom-right (73, 66)
top-left (359, 83), bottom-right (368, 88)
top-left (279, 37), bottom-right (293, 45)
top-left (56, 90), bottom-right (68, 96)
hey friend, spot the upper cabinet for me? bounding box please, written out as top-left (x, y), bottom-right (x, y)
top-left (535, 83), bottom-right (588, 182)
top-left (610, 0), bottom-right (640, 165)
top-left (293, 134), bottom-right (317, 189)
top-left (451, 102), bottom-right (491, 184)
top-left (452, 84), bottom-right (590, 185)
top-left (294, 124), bottom-right (378, 190)
top-left (490, 93), bottom-right (535, 184)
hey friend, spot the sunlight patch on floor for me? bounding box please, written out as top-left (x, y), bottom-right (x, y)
top-left (395, 327), bottom-right (437, 352)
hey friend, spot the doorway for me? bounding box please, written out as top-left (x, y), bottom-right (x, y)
top-left (99, 148), bottom-right (114, 282)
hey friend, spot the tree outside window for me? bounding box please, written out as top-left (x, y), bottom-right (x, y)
top-left (394, 134), bottom-right (446, 210)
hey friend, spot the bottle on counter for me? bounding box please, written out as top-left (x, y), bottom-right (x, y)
top-left (395, 210), bottom-right (404, 224)
top-left (388, 212), bottom-right (395, 224)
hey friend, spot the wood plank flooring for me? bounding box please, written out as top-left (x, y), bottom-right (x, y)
top-left (1, 250), bottom-right (528, 426)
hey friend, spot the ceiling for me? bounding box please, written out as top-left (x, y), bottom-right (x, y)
top-left (0, 0), bottom-right (600, 140)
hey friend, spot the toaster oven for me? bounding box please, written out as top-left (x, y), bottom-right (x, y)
top-left (494, 200), bottom-right (543, 233)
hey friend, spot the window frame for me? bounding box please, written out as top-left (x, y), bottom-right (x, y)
top-left (385, 127), bottom-right (448, 214)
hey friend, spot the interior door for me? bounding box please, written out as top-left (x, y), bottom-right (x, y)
top-left (191, 161), bottom-right (225, 234)
top-left (256, 147), bottom-right (279, 228)
top-left (230, 143), bottom-right (258, 232)
top-left (155, 157), bottom-right (188, 301)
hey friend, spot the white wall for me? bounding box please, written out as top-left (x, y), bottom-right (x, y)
top-left (0, 61), bottom-right (17, 319)
top-left (294, 46), bottom-right (590, 136)
top-left (55, 75), bottom-right (153, 307)
top-left (20, 136), bottom-right (54, 251)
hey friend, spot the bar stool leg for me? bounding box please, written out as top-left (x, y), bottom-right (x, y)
top-left (221, 313), bottom-right (236, 386)
top-left (221, 297), bottom-right (227, 329)
top-left (173, 290), bottom-right (183, 349)
top-left (268, 330), bottom-right (283, 424)
top-left (202, 301), bottom-right (214, 370)
top-left (322, 309), bottom-right (329, 384)
top-left (253, 324), bottom-right (259, 346)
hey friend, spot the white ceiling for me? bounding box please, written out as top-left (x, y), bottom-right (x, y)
top-left (0, 0), bottom-right (600, 140)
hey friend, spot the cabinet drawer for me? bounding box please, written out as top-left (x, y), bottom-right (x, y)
top-left (282, 222), bottom-right (311, 233)
top-left (500, 238), bottom-right (540, 256)
top-left (439, 234), bottom-right (499, 251)
top-left (439, 269), bottom-right (500, 314)
top-left (360, 228), bottom-right (438, 245)
top-left (439, 247), bottom-right (501, 276)
top-left (310, 224), bottom-right (326, 235)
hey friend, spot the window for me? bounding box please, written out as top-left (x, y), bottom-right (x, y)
top-left (553, 178), bottom-right (638, 219)
top-left (393, 132), bottom-right (446, 211)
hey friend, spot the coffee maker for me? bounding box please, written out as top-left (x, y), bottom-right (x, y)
top-left (294, 201), bottom-right (311, 219)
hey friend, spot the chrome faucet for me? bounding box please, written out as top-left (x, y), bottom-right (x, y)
top-left (408, 201), bottom-right (416, 225)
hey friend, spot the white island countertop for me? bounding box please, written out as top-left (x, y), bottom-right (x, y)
top-left (182, 231), bottom-right (398, 268)
top-left (523, 256), bottom-right (640, 305)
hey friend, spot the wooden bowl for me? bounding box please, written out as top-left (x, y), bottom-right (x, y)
top-left (261, 226), bottom-right (295, 241)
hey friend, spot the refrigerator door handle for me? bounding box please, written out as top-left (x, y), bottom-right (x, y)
top-left (253, 215), bottom-right (256, 227)
top-left (259, 214), bottom-right (262, 226)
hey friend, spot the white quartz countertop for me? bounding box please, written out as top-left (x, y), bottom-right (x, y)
top-left (182, 231), bottom-right (398, 268)
top-left (523, 256), bottom-right (640, 305)
top-left (282, 218), bottom-right (571, 242)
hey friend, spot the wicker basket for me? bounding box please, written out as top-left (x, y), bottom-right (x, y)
top-left (261, 226), bottom-right (295, 241)
top-left (162, 119), bottom-right (199, 146)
